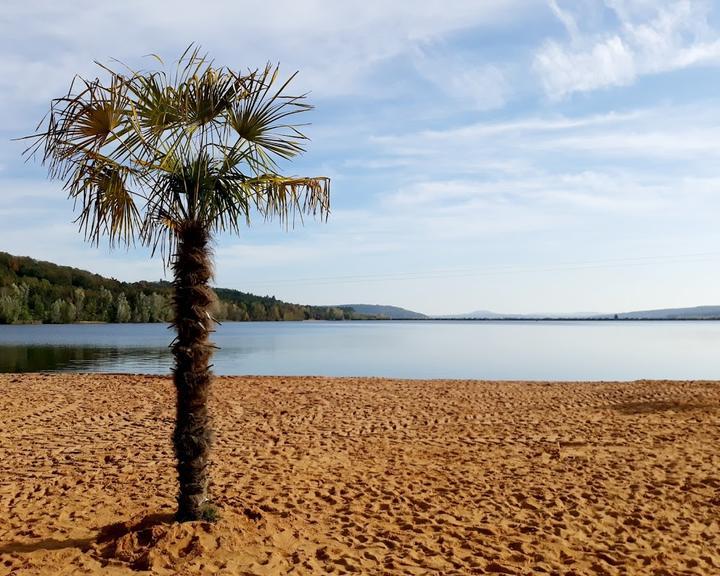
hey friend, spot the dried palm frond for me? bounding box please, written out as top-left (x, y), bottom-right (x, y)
top-left (22, 45), bottom-right (331, 258)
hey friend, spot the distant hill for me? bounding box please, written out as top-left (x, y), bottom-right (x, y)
top-left (440, 310), bottom-right (601, 319)
top-left (433, 310), bottom-right (506, 320)
top-left (440, 305), bottom-right (720, 320)
top-left (0, 251), bottom-right (374, 324)
top-left (598, 305), bottom-right (720, 320)
top-left (338, 304), bottom-right (428, 320)
top-left (439, 309), bottom-right (503, 319)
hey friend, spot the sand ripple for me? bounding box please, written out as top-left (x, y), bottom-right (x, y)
top-left (0, 374), bottom-right (718, 574)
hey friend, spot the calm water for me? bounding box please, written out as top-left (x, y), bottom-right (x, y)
top-left (0, 321), bottom-right (718, 380)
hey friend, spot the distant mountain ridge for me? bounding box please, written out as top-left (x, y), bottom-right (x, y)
top-left (597, 305), bottom-right (720, 320)
top-left (439, 310), bottom-right (601, 319)
top-left (442, 305), bottom-right (720, 320)
top-left (338, 304), bottom-right (428, 320)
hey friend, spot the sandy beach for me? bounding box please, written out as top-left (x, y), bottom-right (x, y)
top-left (0, 374), bottom-right (718, 575)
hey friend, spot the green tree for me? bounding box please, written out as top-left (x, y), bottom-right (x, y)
top-left (73, 287), bottom-right (85, 320)
top-left (329, 307), bottom-right (345, 321)
top-left (132, 292), bottom-right (151, 323)
top-left (49, 299), bottom-right (64, 324)
top-left (268, 304), bottom-right (281, 321)
top-left (115, 293), bottom-right (132, 323)
top-left (250, 301), bottom-right (267, 321)
top-left (0, 285), bottom-right (22, 324)
top-left (61, 300), bottom-right (77, 324)
top-left (149, 292), bottom-right (170, 322)
top-left (24, 47), bottom-right (330, 521)
top-left (30, 293), bottom-right (46, 321)
top-left (98, 286), bottom-right (114, 322)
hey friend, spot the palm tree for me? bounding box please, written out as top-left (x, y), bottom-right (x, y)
top-left (23, 47), bottom-right (330, 522)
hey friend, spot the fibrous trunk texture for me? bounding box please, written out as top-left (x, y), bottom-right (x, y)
top-left (171, 221), bottom-right (215, 522)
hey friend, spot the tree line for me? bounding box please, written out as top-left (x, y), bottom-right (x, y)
top-left (0, 252), bottom-right (363, 324)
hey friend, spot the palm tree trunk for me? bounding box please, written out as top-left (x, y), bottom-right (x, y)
top-left (171, 220), bottom-right (215, 521)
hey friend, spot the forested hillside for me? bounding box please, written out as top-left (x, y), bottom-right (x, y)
top-left (0, 252), bottom-right (363, 324)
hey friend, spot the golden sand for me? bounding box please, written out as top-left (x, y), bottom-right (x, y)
top-left (0, 374), bottom-right (718, 575)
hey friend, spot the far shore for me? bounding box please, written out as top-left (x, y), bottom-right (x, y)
top-left (0, 374), bottom-right (717, 574)
top-left (3, 316), bottom-right (720, 327)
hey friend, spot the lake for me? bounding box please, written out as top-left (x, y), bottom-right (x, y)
top-left (1, 321), bottom-right (719, 380)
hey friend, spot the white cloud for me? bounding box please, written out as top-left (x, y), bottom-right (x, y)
top-left (373, 104), bottom-right (720, 175)
top-left (0, 0), bottom-right (538, 107)
top-left (359, 102), bottom-right (720, 248)
top-left (535, 36), bottom-right (636, 97)
top-left (547, 0), bottom-right (580, 41)
top-left (413, 48), bottom-right (511, 111)
top-left (385, 171), bottom-right (676, 223)
top-left (535, 0), bottom-right (720, 99)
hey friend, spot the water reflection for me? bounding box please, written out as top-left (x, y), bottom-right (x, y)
top-left (0, 345), bottom-right (171, 373)
top-left (1, 321), bottom-right (720, 379)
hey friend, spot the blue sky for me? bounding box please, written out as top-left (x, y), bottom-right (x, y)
top-left (3, 0), bottom-right (720, 315)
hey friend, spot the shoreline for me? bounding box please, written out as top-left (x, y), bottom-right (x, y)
top-left (1, 374), bottom-right (718, 574)
top-left (4, 317), bottom-right (720, 326)
top-left (4, 369), bottom-right (720, 383)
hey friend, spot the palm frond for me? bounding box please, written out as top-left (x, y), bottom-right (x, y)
top-left (243, 174), bottom-right (331, 227)
top-left (228, 64), bottom-right (312, 161)
top-left (69, 160), bottom-right (141, 246)
top-left (22, 46), bottom-right (331, 260)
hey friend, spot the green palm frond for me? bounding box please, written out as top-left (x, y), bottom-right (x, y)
top-left (228, 65), bottom-right (311, 162)
top-left (21, 45), bottom-right (331, 257)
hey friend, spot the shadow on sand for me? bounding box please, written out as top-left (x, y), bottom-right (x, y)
top-left (613, 399), bottom-right (714, 415)
top-left (0, 536), bottom-right (97, 554)
top-left (0, 512), bottom-right (175, 557)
